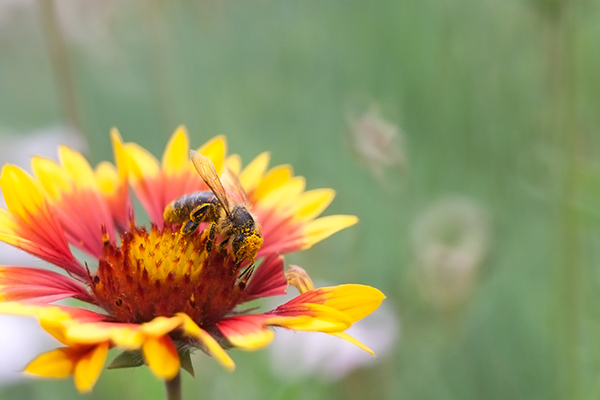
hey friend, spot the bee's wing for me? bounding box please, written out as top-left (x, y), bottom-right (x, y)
top-left (221, 168), bottom-right (249, 206)
top-left (190, 150), bottom-right (231, 214)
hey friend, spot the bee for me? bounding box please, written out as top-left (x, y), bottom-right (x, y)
top-left (163, 150), bottom-right (263, 280)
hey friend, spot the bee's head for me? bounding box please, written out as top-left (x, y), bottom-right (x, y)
top-left (230, 206), bottom-right (256, 230)
top-left (232, 232), bottom-right (263, 264)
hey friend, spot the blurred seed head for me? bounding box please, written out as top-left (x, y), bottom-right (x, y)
top-left (411, 197), bottom-right (491, 310)
top-left (347, 105), bottom-right (407, 184)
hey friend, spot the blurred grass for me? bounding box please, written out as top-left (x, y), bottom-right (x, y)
top-left (1, 0), bottom-right (600, 399)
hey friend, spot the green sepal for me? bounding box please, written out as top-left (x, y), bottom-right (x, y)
top-left (107, 350), bottom-right (145, 370)
top-left (178, 347), bottom-right (195, 378)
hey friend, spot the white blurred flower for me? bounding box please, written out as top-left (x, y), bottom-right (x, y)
top-left (269, 289), bottom-right (399, 381)
top-left (412, 197), bottom-right (491, 309)
top-left (0, 125), bottom-right (87, 169)
top-left (0, 316), bottom-right (58, 385)
top-left (0, 0), bottom-right (34, 25)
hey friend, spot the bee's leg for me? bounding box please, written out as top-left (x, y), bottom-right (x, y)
top-left (205, 223), bottom-right (217, 254)
top-left (181, 203), bottom-right (215, 236)
top-left (190, 203), bottom-right (215, 223)
top-left (180, 220), bottom-right (200, 235)
top-left (218, 239), bottom-right (229, 254)
top-left (231, 260), bottom-right (242, 277)
top-left (237, 263), bottom-right (255, 289)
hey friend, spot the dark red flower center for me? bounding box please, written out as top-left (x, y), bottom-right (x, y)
top-left (91, 225), bottom-right (246, 328)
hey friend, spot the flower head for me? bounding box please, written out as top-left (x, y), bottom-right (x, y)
top-left (0, 127), bottom-right (384, 392)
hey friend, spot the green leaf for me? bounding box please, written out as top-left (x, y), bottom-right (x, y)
top-left (107, 350), bottom-right (145, 370)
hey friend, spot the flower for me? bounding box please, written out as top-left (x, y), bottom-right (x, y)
top-left (0, 126), bottom-right (385, 393)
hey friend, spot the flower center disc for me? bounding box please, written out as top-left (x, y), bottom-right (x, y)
top-left (91, 226), bottom-right (245, 327)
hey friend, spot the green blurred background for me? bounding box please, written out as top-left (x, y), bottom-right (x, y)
top-left (1, 0), bottom-right (600, 399)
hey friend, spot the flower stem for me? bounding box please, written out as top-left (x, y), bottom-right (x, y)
top-left (38, 0), bottom-right (85, 138)
top-left (165, 372), bottom-right (182, 400)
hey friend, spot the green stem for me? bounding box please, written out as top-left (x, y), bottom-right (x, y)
top-left (165, 372), bottom-right (182, 400)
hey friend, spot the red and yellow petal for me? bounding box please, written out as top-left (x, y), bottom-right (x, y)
top-left (300, 215), bottom-right (359, 250)
top-left (253, 165), bottom-right (294, 200)
top-left (331, 332), bottom-right (375, 356)
top-left (0, 302), bottom-right (108, 324)
top-left (241, 253), bottom-right (287, 302)
top-left (63, 322), bottom-right (145, 348)
top-left (267, 304), bottom-right (354, 332)
top-left (15, 306), bottom-right (115, 392)
top-left (160, 126), bottom-right (203, 212)
top-left (121, 141), bottom-right (164, 224)
top-left (0, 302), bottom-right (108, 347)
top-left (65, 313), bottom-right (235, 376)
top-left (25, 342), bottom-right (109, 393)
top-left (94, 129), bottom-right (133, 231)
top-left (162, 126), bottom-right (192, 176)
top-left (48, 313), bottom-right (234, 377)
top-left (142, 334), bottom-right (179, 379)
top-left (231, 151), bottom-right (358, 256)
top-left (31, 147), bottom-right (117, 258)
top-left (290, 189), bottom-right (335, 223)
top-left (60, 316), bottom-right (181, 350)
top-left (239, 152), bottom-right (270, 194)
top-left (278, 284), bottom-right (386, 323)
top-left (217, 315), bottom-right (274, 350)
top-left (255, 176), bottom-right (306, 215)
top-left (266, 284), bottom-right (384, 333)
top-left (218, 284), bottom-right (384, 354)
top-left (25, 347), bottom-right (84, 379)
top-left (0, 166), bottom-right (85, 277)
top-left (223, 154), bottom-right (242, 176)
top-left (196, 134), bottom-right (227, 173)
top-left (73, 342), bottom-right (109, 392)
top-left (123, 127), bottom-right (228, 225)
top-left (0, 266), bottom-right (92, 304)
top-left (177, 313), bottom-right (235, 371)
